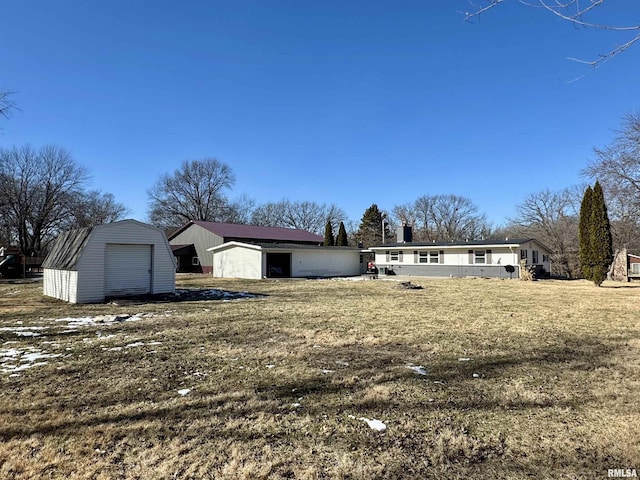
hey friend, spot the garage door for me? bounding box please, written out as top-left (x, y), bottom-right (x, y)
top-left (105, 244), bottom-right (152, 296)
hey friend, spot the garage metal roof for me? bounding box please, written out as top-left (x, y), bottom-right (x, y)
top-left (170, 221), bottom-right (324, 244)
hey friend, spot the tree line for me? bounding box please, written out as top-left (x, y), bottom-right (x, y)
top-left (2, 87), bottom-right (639, 280)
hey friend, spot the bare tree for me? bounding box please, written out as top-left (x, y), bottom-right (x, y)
top-left (462, 1), bottom-right (640, 70)
top-left (507, 186), bottom-right (582, 277)
top-left (0, 91), bottom-right (16, 119)
top-left (0, 145), bottom-right (89, 255)
top-left (251, 201), bottom-right (289, 228)
top-left (583, 112), bottom-right (640, 210)
top-left (147, 158), bottom-right (235, 228)
top-left (582, 112), bottom-right (640, 251)
top-left (393, 194), bottom-right (491, 242)
top-left (224, 194), bottom-right (256, 225)
top-left (68, 191), bottom-right (129, 228)
top-left (251, 199), bottom-right (347, 235)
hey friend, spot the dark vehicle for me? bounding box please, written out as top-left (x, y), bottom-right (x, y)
top-left (0, 254), bottom-right (20, 279)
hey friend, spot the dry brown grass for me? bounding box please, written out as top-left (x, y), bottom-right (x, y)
top-left (0, 275), bottom-right (639, 479)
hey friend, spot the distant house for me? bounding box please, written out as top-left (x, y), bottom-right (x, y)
top-left (207, 242), bottom-right (363, 279)
top-left (369, 234), bottom-right (552, 279)
top-left (43, 220), bottom-right (176, 303)
top-left (610, 248), bottom-right (640, 282)
top-left (168, 221), bottom-right (324, 274)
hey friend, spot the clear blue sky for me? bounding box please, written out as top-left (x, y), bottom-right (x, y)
top-left (2, 1), bottom-right (639, 228)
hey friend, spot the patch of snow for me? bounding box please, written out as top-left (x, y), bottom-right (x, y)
top-left (266, 364), bottom-right (276, 369)
top-left (472, 373), bottom-right (481, 378)
top-left (321, 369), bottom-right (334, 374)
top-left (0, 326), bottom-right (47, 337)
top-left (359, 417), bottom-right (387, 432)
top-left (335, 360), bottom-right (350, 366)
top-left (54, 313), bottom-right (146, 328)
top-left (406, 365), bottom-right (427, 376)
top-left (0, 346), bottom-right (61, 374)
top-left (291, 402), bottom-right (301, 408)
top-left (458, 357), bottom-right (472, 362)
top-left (125, 342), bottom-right (145, 348)
top-left (177, 388), bottom-right (191, 396)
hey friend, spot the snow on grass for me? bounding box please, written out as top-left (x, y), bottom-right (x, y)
top-left (0, 345), bottom-right (62, 375)
top-left (54, 313), bottom-right (152, 328)
top-left (177, 388), bottom-right (191, 396)
top-left (0, 326), bottom-right (47, 337)
top-left (458, 357), bottom-right (472, 362)
top-left (349, 415), bottom-right (387, 432)
top-left (406, 364), bottom-right (427, 376)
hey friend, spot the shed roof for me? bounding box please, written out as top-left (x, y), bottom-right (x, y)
top-left (170, 221), bottom-right (323, 243)
top-left (42, 227), bottom-right (94, 271)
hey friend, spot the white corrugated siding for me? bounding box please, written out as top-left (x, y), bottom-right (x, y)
top-left (43, 269), bottom-right (79, 303)
top-left (72, 220), bottom-right (175, 303)
top-left (105, 244), bottom-right (152, 296)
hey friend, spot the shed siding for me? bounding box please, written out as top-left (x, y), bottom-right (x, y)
top-left (170, 225), bottom-right (222, 273)
top-left (43, 269), bottom-right (78, 303)
top-left (291, 249), bottom-right (360, 277)
top-left (213, 247), bottom-right (262, 279)
top-left (45, 220), bottom-right (176, 304)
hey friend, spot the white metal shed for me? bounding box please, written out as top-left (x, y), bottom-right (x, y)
top-left (43, 219), bottom-right (176, 303)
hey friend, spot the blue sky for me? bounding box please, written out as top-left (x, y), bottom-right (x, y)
top-left (2, 1), bottom-right (639, 228)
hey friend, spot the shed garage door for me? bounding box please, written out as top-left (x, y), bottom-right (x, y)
top-left (106, 244), bottom-right (152, 296)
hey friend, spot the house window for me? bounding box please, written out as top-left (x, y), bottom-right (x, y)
top-left (192, 256), bottom-right (200, 266)
top-left (474, 250), bottom-right (486, 264)
top-left (390, 251), bottom-right (403, 262)
top-left (418, 251), bottom-right (439, 264)
top-left (521, 249), bottom-right (527, 260)
top-left (532, 250), bottom-right (539, 263)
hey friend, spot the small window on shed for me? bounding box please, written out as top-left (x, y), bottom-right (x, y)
top-left (474, 250), bottom-right (486, 264)
top-left (532, 250), bottom-right (539, 263)
top-left (192, 256), bottom-right (200, 266)
top-left (521, 249), bottom-right (527, 260)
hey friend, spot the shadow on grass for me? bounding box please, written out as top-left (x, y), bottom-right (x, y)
top-left (0, 330), bottom-right (626, 440)
top-left (105, 288), bottom-right (268, 305)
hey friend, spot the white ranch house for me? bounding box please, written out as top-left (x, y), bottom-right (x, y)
top-left (369, 238), bottom-right (551, 279)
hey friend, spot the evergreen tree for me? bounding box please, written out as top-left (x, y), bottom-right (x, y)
top-left (578, 186), bottom-right (593, 280)
top-left (589, 181), bottom-right (613, 286)
top-left (356, 204), bottom-right (389, 247)
top-left (336, 221), bottom-right (349, 246)
top-left (323, 220), bottom-right (334, 246)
